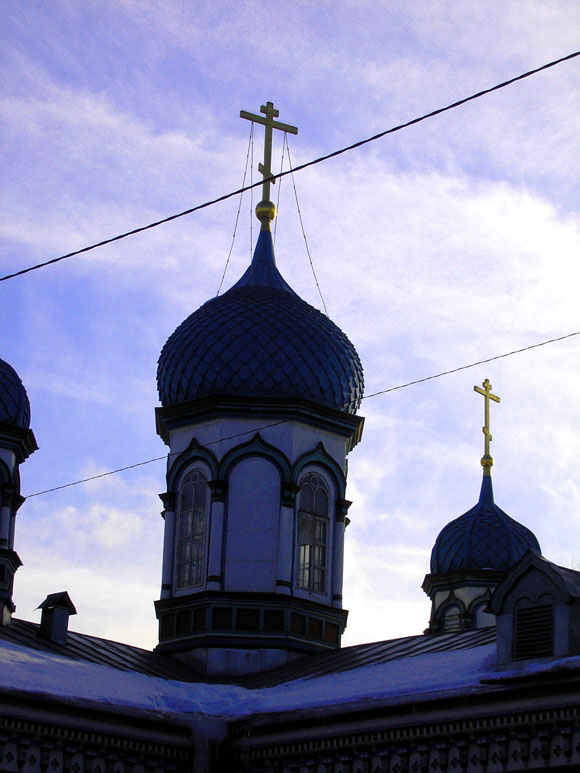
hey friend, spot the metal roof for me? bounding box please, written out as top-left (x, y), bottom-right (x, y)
top-left (0, 618), bottom-right (496, 689)
top-left (430, 474), bottom-right (540, 574)
top-left (0, 358), bottom-right (30, 429)
top-left (0, 618), bottom-right (204, 683)
top-left (157, 229), bottom-right (364, 414)
top-left (244, 626), bottom-right (497, 687)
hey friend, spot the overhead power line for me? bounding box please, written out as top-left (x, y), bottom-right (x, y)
top-left (23, 329), bottom-right (580, 498)
top-left (286, 137), bottom-right (329, 316)
top-left (2, 50), bottom-right (579, 284)
top-left (215, 123), bottom-right (254, 295)
top-left (362, 330), bottom-right (580, 401)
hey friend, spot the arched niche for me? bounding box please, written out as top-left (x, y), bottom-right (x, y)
top-left (224, 456), bottom-right (281, 593)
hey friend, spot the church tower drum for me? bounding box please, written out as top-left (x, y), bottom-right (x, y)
top-left (154, 104), bottom-right (364, 676)
top-left (0, 358), bottom-right (37, 624)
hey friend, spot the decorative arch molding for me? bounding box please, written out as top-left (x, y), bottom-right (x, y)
top-left (467, 588), bottom-right (496, 629)
top-left (0, 460), bottom-right (24, 512)
top-left (166, 437), bottom-right (219, 491)
top-left (13, 465), bottom-right (21, 495)
top-left (0, 458), bottom-right (22, 489)
top-left (467, 588), bottom-right (493, 618)
top-left (292, 442), bottom-right (346, 499)
top-left (437, 589), bottom-right (465, 612)
top-left (0, 458), bottom-right (12, 488)
top-left (218, 432), bottom-right (292, 483)
top-left (489, 551), bottom-right (568, 616)
top-left (515, 590), bottom-right (556, 609)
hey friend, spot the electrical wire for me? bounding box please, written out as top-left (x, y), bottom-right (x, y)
top-left (249, 127), bottom-right (254, 262)
top-left (286, 137), bottom-right (329, 316)
top-left (215, 124), bottom-right (254, 296)
top-left (273, 133), bottom-right (287, 246)
top-left (23, 329), bottom-right (580, 498)
top-left (2, 50), bottom-right (578, 284)
top-left (361, 330), bottom-right (580, 402)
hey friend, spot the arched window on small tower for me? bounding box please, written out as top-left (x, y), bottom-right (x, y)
top-left (438, 602), bottom-right (463, 633)
top-left (175, 469), bottom-right (208, 589)
top-left (297, 473), bottom-right (330, 593)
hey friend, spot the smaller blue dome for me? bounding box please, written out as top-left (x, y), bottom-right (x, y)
top-left (0, 359), bottom-right (31, 429)
top-left (430, 475), bottom-right (541, 574)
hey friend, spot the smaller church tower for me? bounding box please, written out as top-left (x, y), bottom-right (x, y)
top-left (423, 379), bottom-right (541, 634)
top-left (0, 359), bottom-right (37, 624)
top-left (153, 104), bottom-right (364, 676)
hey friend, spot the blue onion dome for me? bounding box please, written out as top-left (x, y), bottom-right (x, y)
top-left (430, 475), bottom-right (541, 573)
top-left (0, 358), bottom-right (31, 429)
top-left (158, 229), bottom-right (364, 414)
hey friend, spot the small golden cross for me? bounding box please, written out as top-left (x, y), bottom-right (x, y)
top-left (240, 102), bottom-right (298, 205)
top-left (474, 378), bottom-right (500, 473)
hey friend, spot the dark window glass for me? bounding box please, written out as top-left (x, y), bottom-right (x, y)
top-left (324, 622), bottom-right (339, 644)
top-left (160, 613), bottom-right (174, 639)
top-left (193, 608), bottom-right (207, 632)
top-left (176, 610), bottom-right (192, 635)
top-left (308, 618), bottom-right (323, 640)
top-left (297, 473), bottom-right (329, 593)
top-left (212, 607), bottom-right (233, 630)
top-left (264, 610), bottom-right (284, 632)
top-left (290, 613), bottom-right (306, 635)
top-left (236, 608), bottom-right (260, 632)
top-left (175, 469), bottom-right (208, 589)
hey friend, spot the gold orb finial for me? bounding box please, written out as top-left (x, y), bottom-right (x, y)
top-left (256, 200), bottom-right (276, 228)
top-left (480, 453), bottom-right (494, 474)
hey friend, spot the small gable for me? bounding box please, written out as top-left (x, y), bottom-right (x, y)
top-left (489, 551), bottom-right (580, 665)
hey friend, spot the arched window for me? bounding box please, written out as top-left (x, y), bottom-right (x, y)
top-left (438, 603), bottom-right (462, 633)
top-left (297, 473), bottom-right (330, 593)
top-left (175, 469), bottom-right (208, 589)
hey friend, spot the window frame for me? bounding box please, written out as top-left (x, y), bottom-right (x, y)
top-left (174, 468), bottom-right (209, 590)
top-left (296, 472), bottom-right (331, 595)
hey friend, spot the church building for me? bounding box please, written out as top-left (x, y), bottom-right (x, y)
top-left (1, 103), bottom-right (579, 773)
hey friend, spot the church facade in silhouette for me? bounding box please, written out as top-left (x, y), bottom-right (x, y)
top-left (1, 104), bottom-right (579, 773)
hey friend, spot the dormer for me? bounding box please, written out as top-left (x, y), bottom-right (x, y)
top-left (488, 551), bottom-right (580, 665)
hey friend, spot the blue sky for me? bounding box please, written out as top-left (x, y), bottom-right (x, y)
top-left (2, 1), bottom-right (579, 649)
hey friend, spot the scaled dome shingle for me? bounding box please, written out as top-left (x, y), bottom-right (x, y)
top-left (430, 475), bottom-right (541, 574)
top-left (157, 230), bottom-right (364, 414)
top-left (0, 358), bottom-right (31, 429)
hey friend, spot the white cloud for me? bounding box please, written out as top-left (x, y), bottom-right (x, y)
top-left (2, 0), bottom-right (579, 650)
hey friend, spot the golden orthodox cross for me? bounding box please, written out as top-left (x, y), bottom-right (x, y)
top-left (474, 378), bottom-right (500, 472)
top-left (240, 102), bottom-right (298, 204)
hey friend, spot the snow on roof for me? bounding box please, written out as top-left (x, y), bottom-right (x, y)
top-left (0, 638), bottom-right (250, 719)
top-left (3, 637), bottom-right (579, 722)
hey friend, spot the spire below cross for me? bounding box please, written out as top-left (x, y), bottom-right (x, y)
top-left (474, 378), bottom-right (500, 474)
top-left (240, 101), bottom-right (298, 211)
